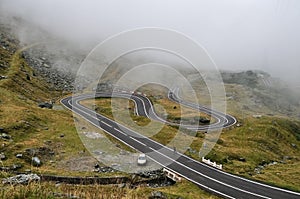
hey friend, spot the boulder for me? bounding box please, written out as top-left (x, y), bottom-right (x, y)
top-left (32, 157), bottom-right (42, 167)
top-left (26, 73), bottom-right (31, 81)
top-left (16, 154), bottom-right (23, 158)
top-left (149, 191), bottom-right (166, 199)
top-left (38, 102), bottom-right (53, 109)
top-left (0, 75), bottom-right (7, 80)
top-left (2, 174), bottom-right (40, 184)
top-left (1, 133), bottom-right (11, 140)
top-left (0, 153), bottom-right (6, 160)
top-left (199, 118), bottom-right (210, 124)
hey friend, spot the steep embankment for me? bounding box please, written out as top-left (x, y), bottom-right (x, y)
top-left (0, 25), bottom-right (86, 175)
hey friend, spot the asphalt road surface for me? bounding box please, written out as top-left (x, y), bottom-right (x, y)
top-left (61, 91), bottom-right (300, 199)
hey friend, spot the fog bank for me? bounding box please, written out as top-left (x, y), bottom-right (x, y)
top-left (0, 0), bottom-right (299, 85)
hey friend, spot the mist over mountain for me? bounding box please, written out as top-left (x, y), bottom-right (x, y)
top-left (0, 0), bottom-right (299, 88)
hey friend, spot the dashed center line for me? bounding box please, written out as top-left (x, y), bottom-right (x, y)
top-left (113, 127), bottom-right (127, 136)
top-left (129, 136), bottom-right (146, 146)
top-left (100, 120), bottom-right (112, 128)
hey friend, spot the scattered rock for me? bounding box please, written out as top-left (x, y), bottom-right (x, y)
top-left (137, 169), bottom-right (165, 179)
top-left (11, 164), bottom-right (22, 170)
top-left (0, 75), bottom-right (7, 80)
top-left (32, 157), bottom-right (42, 167)
top-left (38, 102), bottom-right (53, 109)
top-left (93, 150), bottom-right (104, 155)
top-left (236, 123), bottom-right (242, 127)
top-left (187, 147), bottom-right (197, 154)
top-left (268, 161), bottom-right (278, 166)
top-left (16, 154), bottom-right (23, 158)
top-left (94, 165), bottom-right (115, 173)
top-left (23, 147), bottom-right (54, 164)
top-left (0, 127), bottom-right (4, 133)
top-left (1, 133), bottom-right (11, 140)
top-left (254, 167), bottom-right (262, 174)
top-left (291, 143), bottom-right (297, 148)
top-left (199, 118), bottom-right (210, 124)
top-left (0, 153), bottom-right (6, 160)
top-left (53, 192), bottom-right (79, 199)
top-left (149, 191), bottom-right (166, 199)
top-left (43, 63), bottom-right (50, 68)
top-left (83, 131), bottom-right (103, 139)
top-left (25, 148), bottom-right (36, 156)
top-left (44, 140), bottom-right (52, 145)
top-left (283, 156), bottom-right (291, 161)
top-left (26, 73), bottom-right (31, 81)
top-left (253, 114), bottom-right (262, 118)
top-left (60, 134), bottom-right (65, 138)
top-left (239, 157), bottom-right (246, 162)
top-left (2, 174), bottom-right (40, 184)
top-left (0, 164), bottom-right (23, 172)
top-left (21, 49), bottom-right (78, 92)
top-left (118, 183), bottom-right (126, 188)
top-left (119, 150), bottom-right (128, 155)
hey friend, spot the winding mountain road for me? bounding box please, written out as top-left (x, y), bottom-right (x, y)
top-left (61, 90), bottom-right (300, 199)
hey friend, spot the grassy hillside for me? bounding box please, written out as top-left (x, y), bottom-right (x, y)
top-left (206, 116), bottom-right (300, 191)
top-left (1, 20), bottom-right (299, 198)
top-left (0, 33), bottom-right (87, 175)
top-left (0, 26), bottom-right (221, 198)
top-left (87, 84), bottom-right (300, 192)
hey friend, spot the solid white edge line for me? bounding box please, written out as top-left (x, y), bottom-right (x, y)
top-left (128, 136), bottom-right (146, 147)
top-left (61, 93), bottom-right (300, 197)
top-left (66, 96), bottom-right (270, 199)
top-left (101, 120), bottom-right (112, 128)
top-left (113, 127), bottom-right (127, 136)
top-left (61, 97), bottom-right (235, 199)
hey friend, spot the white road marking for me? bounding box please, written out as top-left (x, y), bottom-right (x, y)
top-left (129, 136), bottom-right (146, 146)
top-left (100, 120), bottom-right (112, 128)
top-left (113, 127), bottom-right (127, 136)
top-left (60, 92), bottom-right (300, 198)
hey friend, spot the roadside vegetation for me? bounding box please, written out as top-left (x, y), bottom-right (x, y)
top-left (0, 177), bottom-right (220, 199)
top-left (0, 28), bottom-right (220, 198)
top-left (85, 84), bottom-right (300, 192)
top-left (1, 25), bottom-right (299, 197)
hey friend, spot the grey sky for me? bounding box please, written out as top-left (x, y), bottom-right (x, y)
top-left (1, 0), bottom-right (299, 84)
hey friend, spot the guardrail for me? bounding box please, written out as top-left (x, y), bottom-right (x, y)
top-left (202, 157), bottom-right (222, 170)
top-left (163, 168), bottom-right (182, 182)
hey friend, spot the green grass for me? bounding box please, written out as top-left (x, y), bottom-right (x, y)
top-left (205, 116), bottom-right (300, 191)
top-left (0, 37), bottom-right (220, 198)
top-left (86, 87), bottom-right (300, 192)
top-left (0, 45), bottom-right (93, 176)
top-left (1, 29), bottom-right (299, 197)
top-left (0, 178), bottom-right (221, 199)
